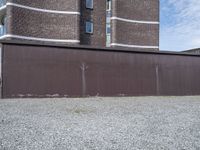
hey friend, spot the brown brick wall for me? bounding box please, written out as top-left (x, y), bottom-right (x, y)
top-left (5, 0), bottom-right (80, 45)
top-left (8, 0), bottom-right (80, 12)
top-left (3, 0), bottom-right (159, 49)
top-left (9, 6), bottom-right (80, 39)
top-left (112, 0), bottom-right (159, 21)
top-left (80, 0), bottom-right (106, 47)
top-left (111, 20), bottom-right (159, 46)
top-left (5, 0), bottom-right (107, 47)
top-left (111, 0), bottom-right (159, 50)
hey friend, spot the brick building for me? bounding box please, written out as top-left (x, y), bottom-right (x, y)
top-left (183, 48), bottom-right (200, 54)
top-left (0, 0), bottom-right (159, 50)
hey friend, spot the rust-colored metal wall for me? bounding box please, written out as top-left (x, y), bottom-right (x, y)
top-left (2, 43), bottom-right (200, 98)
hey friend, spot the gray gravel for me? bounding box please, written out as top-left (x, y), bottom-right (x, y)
top-left (0, 96), bottom-right (200, 150)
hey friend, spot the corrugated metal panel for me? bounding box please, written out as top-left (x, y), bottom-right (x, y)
top-left (2, 43), bottom-right (200, 98)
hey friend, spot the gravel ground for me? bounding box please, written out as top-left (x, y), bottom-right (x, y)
top-left (0, 96), bottom-right (200, 150)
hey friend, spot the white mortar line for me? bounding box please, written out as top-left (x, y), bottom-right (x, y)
top-left (111, 17), bottom-right (159, 24)
top-left (0, 5), bottom-right (6, 11)
top-left (0, 34), bottom-right (80, 43)
top-left (111, 43), bottom-right (159, 49)
top-left (5, 3), bottom-right (80, 15)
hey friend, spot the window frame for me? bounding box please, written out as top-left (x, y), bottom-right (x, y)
top-left (106, 24), bottom-right (111, 35)
top-left (106, 0), bottom-right (111, 11)
top-left (85, 21), bottom-right (94, 34)
top-left (86, 0), bottom-right (93, 9)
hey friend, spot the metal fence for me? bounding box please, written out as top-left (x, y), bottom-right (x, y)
top-left (1, 42), bottom-right (200, 98)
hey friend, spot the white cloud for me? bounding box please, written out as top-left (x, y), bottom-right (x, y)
top-left (160, 0), bottom-right (200, 51)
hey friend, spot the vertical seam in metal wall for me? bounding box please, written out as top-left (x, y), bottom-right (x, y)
top-left (1, 44), bottom-right (4, 98)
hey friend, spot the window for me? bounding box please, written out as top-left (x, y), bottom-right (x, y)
top-left (106, 0), bottom-right (111, 47)
top-left (0, 25), bottom-right (4, 36)
top-left (86, 0), bottom-right (93, 9)
top-left (106, 11), bottom-right (111, 23)
top-left (106, 35), bottom-right (111, 47)
top-left (106, 0), bottom-right (111, 11)
top-left (85, 21), bottom-right (93, 34)
top-left (0, 17), bottom-right (6, 36)
top-left (106, 24), bottom-right (110, 34)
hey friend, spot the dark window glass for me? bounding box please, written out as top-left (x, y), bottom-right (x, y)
top-left (86, 21), bottom-right (93, 33)
top-left (86, 0), bottom-right (93, 9)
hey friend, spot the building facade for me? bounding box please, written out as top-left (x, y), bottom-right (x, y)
top-left (0, 0), bottom-right (81, 45)
top-left (0, 0), bottom-right (159, 50)
top-left (109, 0), bottom-right (159, 51)
top-left (183, 48), bottom-right (200, 54)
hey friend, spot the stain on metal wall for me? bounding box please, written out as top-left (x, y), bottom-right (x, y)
top-left (2, 43), bottom-right (200, 98)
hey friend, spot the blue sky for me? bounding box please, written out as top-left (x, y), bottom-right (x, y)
top-left (160, 0), bottom-right (200, 51)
